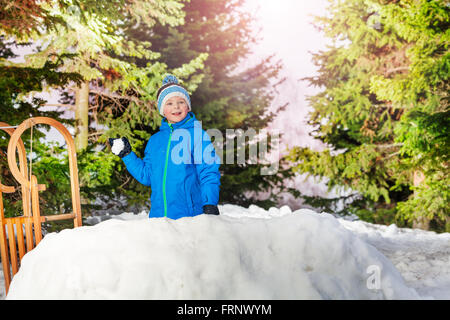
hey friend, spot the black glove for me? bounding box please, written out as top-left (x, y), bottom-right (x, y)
top-left (203, 205), bottom-right (219, 215)
top-left (109, 137), bottom-right (132, 158)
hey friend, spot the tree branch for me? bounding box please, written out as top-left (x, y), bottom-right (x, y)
top-left (88, 132), bottom-right (104, 137)
top-left (89, 89), bottom-right (142, 104)
top-left (385, 66), bottom-right (409, 76)
top-left (44, 103), bottom-right (75, 109)
top-left (385, 150), bottom-right (401, 160)
top-left (374, 143), bottom-right (404, 149)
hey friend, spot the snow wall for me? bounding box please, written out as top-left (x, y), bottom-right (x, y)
top-left (6, 205), bottom-right (420, 299)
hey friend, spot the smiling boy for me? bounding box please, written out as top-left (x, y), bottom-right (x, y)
top-left (109, 75), bottom-right (221, 219)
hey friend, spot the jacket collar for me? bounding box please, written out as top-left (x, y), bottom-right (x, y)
top-left (160, 111), bottom-right (196, 131)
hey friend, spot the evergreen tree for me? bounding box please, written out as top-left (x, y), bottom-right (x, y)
top-left (287, 0), bottom-right (449, 231)
top-left (126, 0), bottom-right (294, 208)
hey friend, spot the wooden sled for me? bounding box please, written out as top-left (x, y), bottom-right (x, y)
top-left (0, 117), bottom-right (82, 294)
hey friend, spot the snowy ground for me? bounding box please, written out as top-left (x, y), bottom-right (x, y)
top-left (338, 219), bottom-right (450, 299)
top-left (1, 204), bottom-right (449, 299)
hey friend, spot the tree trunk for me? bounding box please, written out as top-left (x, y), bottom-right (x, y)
top-left (74, 81), bottom-right (90, 208)
top-left (412, 170), bottom-right (430, 230)
top-left (445, 216), bottom-right (450, 233)
top-left (74, 81), bottom-right (89, 152)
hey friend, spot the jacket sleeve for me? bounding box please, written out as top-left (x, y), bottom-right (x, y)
top-left (122, 138), bottom-right (152, 187)
top-left (194, 129), bottom-right (221, 206)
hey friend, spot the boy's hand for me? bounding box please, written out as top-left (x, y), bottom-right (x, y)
top-left (203, 205), bottom-right (219, 215)
top-left (109, 137), bottom-right (132, 158)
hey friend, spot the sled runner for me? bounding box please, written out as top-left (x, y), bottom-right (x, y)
top-left (0, 117), bottom-right (82, 294)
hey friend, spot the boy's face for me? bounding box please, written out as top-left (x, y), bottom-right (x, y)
top-left (163, 96), bottom-right (189, 124)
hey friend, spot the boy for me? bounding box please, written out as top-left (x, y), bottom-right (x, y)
top-left (109, 75), bottom-right (221, 219)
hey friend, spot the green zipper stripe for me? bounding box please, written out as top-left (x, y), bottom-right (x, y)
top-left (163, 123), bottom-right (173, 217)
top-left (162, 116), bottom-right (193, 217)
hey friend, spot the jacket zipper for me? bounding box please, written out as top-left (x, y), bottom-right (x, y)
top-left (163, 123), bottom-right (174, 217)
top-left (162, 116), bottom-right (193, 217)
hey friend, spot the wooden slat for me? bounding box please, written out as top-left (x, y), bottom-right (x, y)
top-left (24, 217), bottom-right (34, 252)
top-left (40, 213), bottom-right (75, 222)
top-left (0, 221), bottom-right (11, 293)
top-left (31, 176), bottom-right (42, 245)
top-left (6, 220), bottom-right (18, 276)
top-left (14, 218), bottom-right (26, 261)
top-left (0, 185), bottom-right (15, 193)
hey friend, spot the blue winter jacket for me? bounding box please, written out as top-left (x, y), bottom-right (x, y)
top-left (122, 112), bottom-right (221, 219)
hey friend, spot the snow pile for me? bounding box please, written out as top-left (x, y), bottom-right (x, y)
top-left (5, 205), bottom-right (422, 299)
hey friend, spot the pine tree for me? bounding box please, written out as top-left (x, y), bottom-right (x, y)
top-left (287, 0), bottom-right (449, 231)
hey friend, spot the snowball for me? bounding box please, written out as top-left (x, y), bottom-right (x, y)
top-left (111, 138), bottom-right (124, 155)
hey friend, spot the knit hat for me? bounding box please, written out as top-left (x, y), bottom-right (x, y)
top-left (156, 75), bottom-right (191, 116)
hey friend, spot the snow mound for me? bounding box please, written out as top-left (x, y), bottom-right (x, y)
top-left (6, 206), bottom-right (420, 299)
